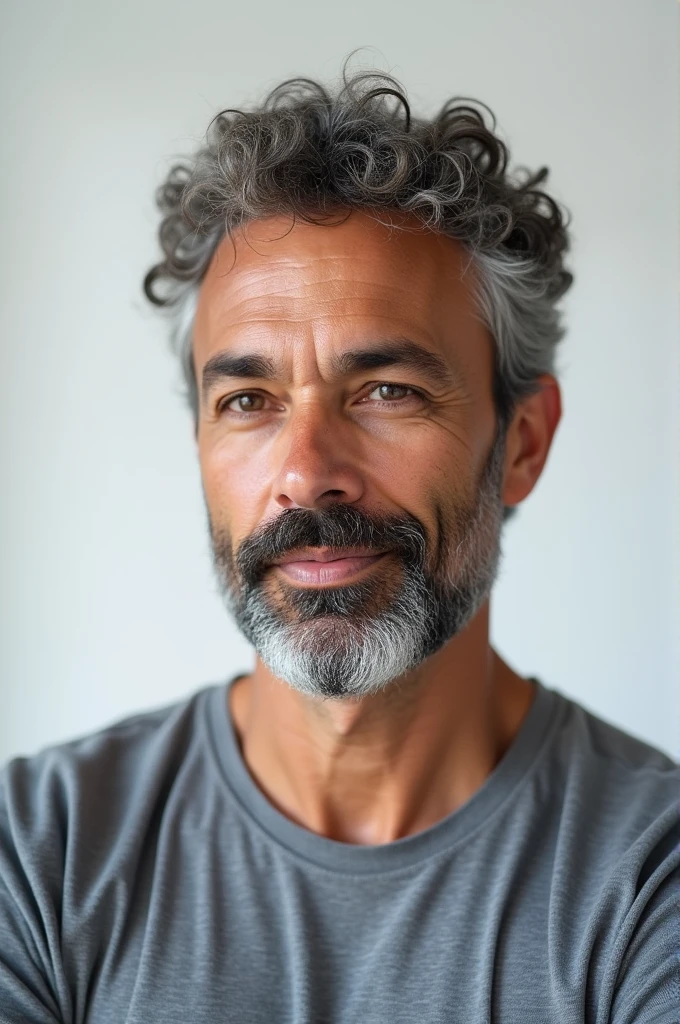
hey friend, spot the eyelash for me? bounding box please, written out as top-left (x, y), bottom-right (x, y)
top-left (216, 383), bottom-right (425, 416)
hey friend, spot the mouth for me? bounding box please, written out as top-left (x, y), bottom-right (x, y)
top-left (271, 548), bottom-right (392, 586)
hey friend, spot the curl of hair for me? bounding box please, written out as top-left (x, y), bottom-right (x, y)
top-left (143, 65), bottom-right (573, 460)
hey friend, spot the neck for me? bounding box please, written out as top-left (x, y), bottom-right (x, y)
top-left (228, 602), bottom-right (535, 845)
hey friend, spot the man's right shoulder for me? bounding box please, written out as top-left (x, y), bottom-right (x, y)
top-left (0, 683), bottom-right (220, 874)
top-left (0, 685), bottom-right (225, 1023)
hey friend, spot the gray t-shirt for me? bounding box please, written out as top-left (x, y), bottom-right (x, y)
top-left (1, 676), bottom-right (678, 1024)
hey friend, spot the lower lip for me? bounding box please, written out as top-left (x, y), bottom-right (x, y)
top-left (275, 553), bottom-right (388, 584)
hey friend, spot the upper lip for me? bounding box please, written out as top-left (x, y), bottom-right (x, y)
top-left (272, 547), bottom-right (390, 565)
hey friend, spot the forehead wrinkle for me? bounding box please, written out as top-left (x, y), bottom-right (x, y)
top-left (211, 262), bottom-right (415, 310)
top-left (206, 235), bottom-right (449, 311)
top-left (195, 220), bottom-right (488, 393)
top-left (203, 282), bottom-right (434, 342)
top-left (211, 248), bottom-right (380, 290)
top-left (200, 223), bottom-right (476, 341)
top-left (210, 211), bottom-right (474, 294)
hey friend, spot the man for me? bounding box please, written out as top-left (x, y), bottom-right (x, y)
top-left (1, 67), bottom-right (678, 1024)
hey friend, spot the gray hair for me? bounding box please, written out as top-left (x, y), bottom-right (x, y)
top-left (143, 66), bottom-right (573, 436)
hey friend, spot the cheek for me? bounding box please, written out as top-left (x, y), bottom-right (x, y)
top-left (376, 420), bottom-right (490, 531)
top-left (367, 432), bottom-right (472, 556)
top-left (370, 426), bottom-right (471, 502)
top-left (199, 437), bottom-right (271, 530)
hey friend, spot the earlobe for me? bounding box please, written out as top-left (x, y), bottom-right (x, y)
top-left (501, 376), bottom-right (562, 509)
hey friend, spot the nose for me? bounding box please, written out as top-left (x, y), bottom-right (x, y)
top-left (271, 403), bottom-right (364, 510)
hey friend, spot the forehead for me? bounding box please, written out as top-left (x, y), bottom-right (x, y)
top-left (193, 210), bottom-right (488, 366)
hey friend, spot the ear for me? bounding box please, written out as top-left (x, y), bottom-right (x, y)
top-left (502, 375), bottom-right (562, 509)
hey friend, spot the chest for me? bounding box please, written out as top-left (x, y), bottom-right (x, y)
top-left (78, 827), bottom-right (597, 1024)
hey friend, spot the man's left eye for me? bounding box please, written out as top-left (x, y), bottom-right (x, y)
top-left (367, 384), bottom-right (417, 402)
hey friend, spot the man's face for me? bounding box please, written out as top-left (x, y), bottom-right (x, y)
top-left (193, 211), bottom-right (506, 699)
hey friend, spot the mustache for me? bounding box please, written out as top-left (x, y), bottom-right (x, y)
top-left (234, 503), bottom-right (429, 587)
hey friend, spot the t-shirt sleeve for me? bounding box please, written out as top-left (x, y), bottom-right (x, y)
top-left (0, 757), bottom-right (70, 1024)
top-left (607, 805), bottom-right (680, 1024)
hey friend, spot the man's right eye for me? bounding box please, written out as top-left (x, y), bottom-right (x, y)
top-left (219, 392), bottom-right (268, 414)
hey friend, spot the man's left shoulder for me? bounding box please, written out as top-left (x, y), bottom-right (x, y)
top-left (580, 715), bottom-right (680, 1024)
top-left (548, 690), bottom-right (680, 1022)
top-left (556, 687), bottom-right (679, 823)
top-left (546, 685), bottom-right (680, 885)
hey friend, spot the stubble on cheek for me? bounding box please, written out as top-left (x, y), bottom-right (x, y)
top-left (423, 471), bottom-right (482, 585)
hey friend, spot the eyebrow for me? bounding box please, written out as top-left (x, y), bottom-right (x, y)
top-left (200, 338), bottom-right (462, 405)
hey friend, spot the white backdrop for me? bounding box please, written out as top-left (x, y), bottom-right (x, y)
top-left (1, 0), bottom-right (678, 762)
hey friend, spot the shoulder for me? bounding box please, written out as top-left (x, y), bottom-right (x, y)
top-left (549, 689), bottom-right (679, 981)
top-left (0, 683), bottom-right (223, 900)
top-left (0, 683), bottom-right (224, 1022)
top-left (547, 686), bottom-right (680, 862)
top-left (2, 685), bottom-right (214, 825)
top-left (551, 686), bottom-right (679, 812)
top-left (532, 685), bottom-right (680, 1020)
top-left (535, 683), bottom-right (679, 925)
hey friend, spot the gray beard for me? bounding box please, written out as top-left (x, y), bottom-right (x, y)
top-left (208, 429), bottom-right (506, 700)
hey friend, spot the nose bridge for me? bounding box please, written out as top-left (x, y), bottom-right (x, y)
top-left (287, 397), bottom-right (331, 458)
top-left (272, 393), bottom-right (363, 509)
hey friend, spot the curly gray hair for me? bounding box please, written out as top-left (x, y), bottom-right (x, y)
top-left (143, 66), bottom-right (573, 435)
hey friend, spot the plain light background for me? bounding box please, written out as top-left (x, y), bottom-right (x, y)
top-left (1, 0), bottom-right (678, 763)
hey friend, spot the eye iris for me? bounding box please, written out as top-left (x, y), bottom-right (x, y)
top-left (237, 394), bottom-right (260, 411)
top-left (379, 384), bottom-right (406, 400)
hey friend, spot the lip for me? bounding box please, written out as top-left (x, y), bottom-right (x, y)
top-left (273, 547), bottom-right (390, 565)
top-left (272, 549), bottom-right (391, 585)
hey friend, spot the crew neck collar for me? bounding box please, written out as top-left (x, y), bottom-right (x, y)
top-left (205, 674), bottom-right (563, 875)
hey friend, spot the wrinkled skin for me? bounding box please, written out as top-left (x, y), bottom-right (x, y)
top-left (192, 210), bottom-right (561, 845)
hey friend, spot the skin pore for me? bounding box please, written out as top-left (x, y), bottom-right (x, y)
top-left (193, 209), bottom-right (561, 846)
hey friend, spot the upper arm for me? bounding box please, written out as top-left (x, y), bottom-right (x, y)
top-left (0, 880), bottom-right (64, 1023)
top-left (0, 766), bottom-right (69, 1024)
top-left (605, 819), bottom-right (680, 1024)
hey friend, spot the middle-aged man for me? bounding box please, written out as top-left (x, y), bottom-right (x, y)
top-left (1, 66), bottom-right (679, 1024)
